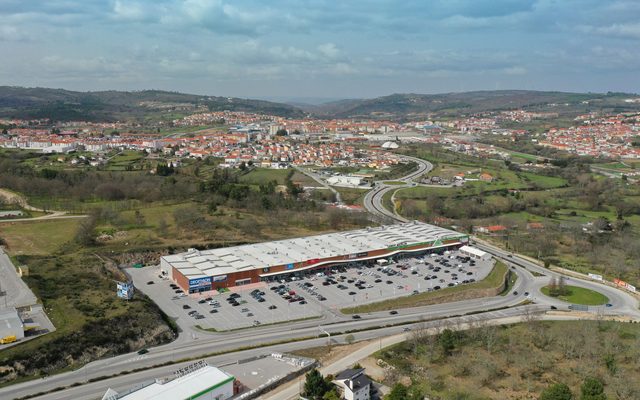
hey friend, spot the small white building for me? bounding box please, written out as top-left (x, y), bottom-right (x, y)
top-left (0, 308), bottom-right (25, 342)
top-left (333, 368), bottom-right (371, 400)
top-left (102, 362), bottom-right (234, 400)
top-left (459, 245), bottom-right (491, 261)
top-left (327, 175), bottom-right (363, 187)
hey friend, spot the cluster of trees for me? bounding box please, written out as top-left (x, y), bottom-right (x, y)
top-left (155, 163), bottom-right (175, 176)
top-left (547, 276), bottom-right (570, 297)
top-left (201, 168), bottom-right (309, 213)
top-left (540, 377), bottom-right (607, 400)
top-left (401, 189), bottom-right (562, 221)
top-left (0, 154), bottom-right (198, 205)
top-left (385, 383), bottom-right (424, 400)
top-left (302, 369), bottom-right (340, 400)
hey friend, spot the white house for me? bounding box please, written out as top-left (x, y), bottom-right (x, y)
top-left (333, 368), bottom-right (371, 400)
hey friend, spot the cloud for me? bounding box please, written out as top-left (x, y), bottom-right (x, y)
top-left (1, 0), bottom-right (640, 96)
top-left (0, 25), bottom-right (30, 41)
top-left (112, 0), bottom-right (148, 21)
top-left (318, 43), bottom-right (340, 59)
top-left (504, 66), bottom-right (527, 75)
top-left (592, 22), bottom-right (640, 39)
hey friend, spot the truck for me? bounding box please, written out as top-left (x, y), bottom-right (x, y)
top-left (0, 335), bottom-right (17, 344)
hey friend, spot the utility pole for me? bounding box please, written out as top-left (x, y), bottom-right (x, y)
top-left (318, 325), bottom-right (331, 346)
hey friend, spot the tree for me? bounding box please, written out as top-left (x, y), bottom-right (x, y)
top-left (438, 328), bottom-right (457, 356)
top-left (134, 210), bottom-right (146, 226)
top-left (157, 217), bottom-right (168, 237)
top-left (322, 389), bottom-right (340, 400)
top-left (581, 377), bottom-right (606, 400)
top-left (75, 213), bottom-right (98, 246)
top-left (540, 383), bottom-right (573, 400)
top-left (275, 128), bottom-right (288, 136)
top-left (302, 368), bottom-right (332, 400)
top-left (344, 334), bottom-right (355, 344)
top-left (156, 163), bottom-right (175, 176)
top-left (385, 383), bottom-right (408, 400)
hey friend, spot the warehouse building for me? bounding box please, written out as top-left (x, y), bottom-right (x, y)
top-left (161, 221), bottom-right (469, 293)
top-left (459, 245), bottom-right (491, 261)
top-left (102, 361), bottom-right (235, 400)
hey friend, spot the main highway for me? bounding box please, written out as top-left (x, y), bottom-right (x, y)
top-left (2, 155), bottom-right (639, 400)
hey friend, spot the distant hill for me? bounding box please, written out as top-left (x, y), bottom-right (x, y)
top-left (1, 87), bottom-right (639, 123)
top-left (0, 87), bottom-right (307, 122)
top-left (310, 90), bottom-right (640, 119)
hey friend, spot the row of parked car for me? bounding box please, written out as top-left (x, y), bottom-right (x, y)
top-left (270, 284), bottom-right (308, 304)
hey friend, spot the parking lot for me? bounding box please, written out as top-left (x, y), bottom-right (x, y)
top-left (287, 249), bottom-right (493, 310)
top-left (129, 268), bottom-right (325, 332)
top-left (130, 249), bottom-right (493, 331)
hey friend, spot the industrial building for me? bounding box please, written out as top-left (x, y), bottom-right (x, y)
top-left (161, 221), bottom-right (469, 293)
top-left (102, 361), bottom-right (235, 400)
top-left (459, 245), bottom-right (491, 261)
top-left (0, 308), bottom-right (24, 344)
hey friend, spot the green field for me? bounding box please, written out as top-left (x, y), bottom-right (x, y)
top-left (238, 168), bottom-right (291, 185)
top-left (540, 285), bottom-right (609, 305)
top-left (0, 218), bottom-right (82, 255)
top-left (105, 150), bottom-right (146, 171)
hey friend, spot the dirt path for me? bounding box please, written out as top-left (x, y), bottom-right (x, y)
top-left (0, 188), bottom-right (86, 222)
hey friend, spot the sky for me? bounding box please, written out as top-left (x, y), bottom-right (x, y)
top-left (1, 0), bottom-right (640, 100)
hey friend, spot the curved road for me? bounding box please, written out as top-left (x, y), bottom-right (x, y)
top-left (363, 155), bottom-right (431, 222)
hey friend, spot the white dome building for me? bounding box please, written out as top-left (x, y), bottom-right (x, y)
top-left (381, 141), bottom-right (399, 149)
